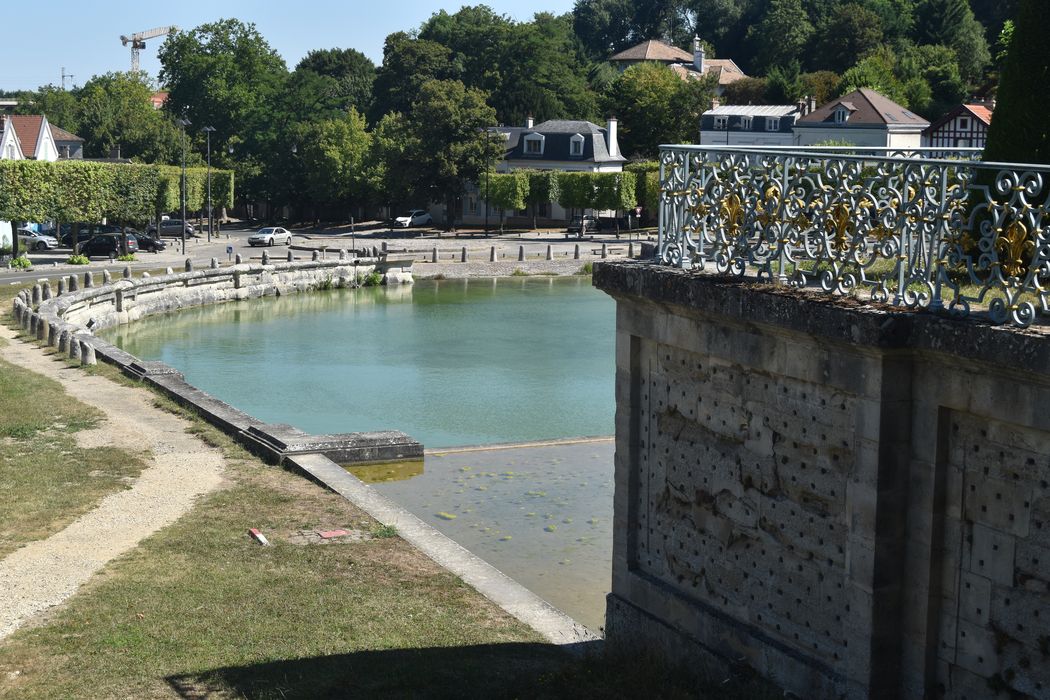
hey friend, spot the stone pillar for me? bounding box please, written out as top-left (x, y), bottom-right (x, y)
top-left (31, 284), bottom-right (41, 305)
top-left (185, 259), bottom-right (193, 272)
top-left (372, 245), bottom-right (379, 258)
top-left (490, 246), bottom-right (497, 262)
top-left (546, 244), bottom-right (553, 261)
top-left (432, 247), bottom-right (439, 263)
top-left (79, 340), bottom-right (96, 366)
top-left (518, 245), bottom-right (525, 262)
top-left (58, 329), bottom-right (71, 354)
top-left (102, 269), bottom-right (112, 284)
top-left (628, 242), bottom-right (635, 258)
top-left (28, 312), bottom-right (38, 336)
top-left (123, 266), bottom-right (132, 279)
top-left (235, 254), bottom-right (242, 265)
top-left (142, 272), bottom-right (150, 278)
top-left (69, 333), bottom-right (80, 361)
top-left (339, 249), bottom-right (346, 261)
top-left (261, 251), bottom-right (269, 265)
top-left (382, 241), bottom-right (388, 252)
top-left (574, 243), bottom-right (581, 260)
top-left (210, 257), bottom-right (219, 269)
top-left (287, 250), bottom-right (293, 262)
top-left (114, 288), bottom-right (124, 313)
top-left (41, 281), bottom-right (52, 301)
top-left (47, 321), bottom-right (59, 347)
top-left (166, 267), bottom-right (175, 275)
top-left (37, 316), bottom-right (49, 341)
top-left (461, 246), bottom-right (467, 262)
top-left (85, 271), bottom-right (94, 288)
top-left (233, 270), bottom-right (242, 289)
top-left (601, 243), bottom-right (608, 259)
top-left (57, 277), bottom-right (67, 295)
top-left (312, 250), bottom-right (319, 261)
top-left (69, 274), bottom-right (79, 292)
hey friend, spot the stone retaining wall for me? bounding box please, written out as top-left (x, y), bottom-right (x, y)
top-left (594, 261), bottom-right (1050, 699)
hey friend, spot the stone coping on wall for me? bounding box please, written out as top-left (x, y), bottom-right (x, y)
top-left (593, 260), bottom-right (1050, 376)
top-left (9, 258), bottom-right (599, 647)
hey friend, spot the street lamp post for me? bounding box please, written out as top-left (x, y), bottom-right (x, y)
top-left (203, 126), bottom-right (216, 242)
top-left (176, 117), bottom-right (191, 255)
top-left (484, 129), bottom-right (490, 233)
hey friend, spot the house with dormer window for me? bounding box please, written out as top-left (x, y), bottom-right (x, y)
top-left (793, 89), bottom-right (929, 148)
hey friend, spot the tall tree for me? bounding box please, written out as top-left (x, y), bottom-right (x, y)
top-left (293, 48), bottom-right (376, 118)
top-left (402, 79), bottom-right (503, 229)
top-left (76, 73), bottom-right (183, 163)
top-left (766, 62), bottom-right (805, 103)
top-left (15, 85), bottom-right (80, 134)
top-left (917, 0), bottom-right (991, 84)
top-left (296, 108), bottom-right (372, 217)
top-left (984, 0), bottom-right (1050, 164)
top-left (746, 0), bottom-right (814, 74)
top-left (812, 3), bottom-right (884, 73)
top-left (371, 32), bottom-right (454, 121)
top-left (419, 6), bottom-right (513, 95)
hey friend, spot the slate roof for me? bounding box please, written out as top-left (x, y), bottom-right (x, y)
top-left (609, 39), bottom-right (693, 64)
top-left (797, 89), bottom-right (928, 128)
top-left (670, 59), bottom-right (747, 86)
top-left (7, 115), bottom-right (44, 157)
top-left (489, 119), bottom-right (624, 164)
top-left (704, 105), bottom-right (799, 117)
top-left (50, 124), bottom-right (83, 142)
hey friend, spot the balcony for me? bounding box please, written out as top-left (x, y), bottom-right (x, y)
top-left (656, 145), bottom-right (1050, 327)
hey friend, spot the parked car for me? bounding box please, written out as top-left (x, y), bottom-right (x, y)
top-left (17, 228), bottom-right (59, 251)
top-left (59, 223), bottom-right (121, 247)
top-left (247, 226), bottom-right (294, 246)
top-left (567, 214), bottom-right (599, 237)
top-left (129, 232), bottom-right (166, 253)
top-left (394, 210), bottom-right (433, 228)
top-left (148, 219), bottom-right (195, 237)
top-left (79, 233), bottom-right (139, 257)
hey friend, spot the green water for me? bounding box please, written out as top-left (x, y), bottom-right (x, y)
top-left (103, 277), bottom-right (615, 447)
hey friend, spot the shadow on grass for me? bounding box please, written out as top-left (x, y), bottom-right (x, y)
top-left (166, 641), bottom-right (590, 700)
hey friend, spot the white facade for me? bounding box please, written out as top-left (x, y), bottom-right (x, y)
top-left (794, 126), bottom-right (924, 149)
top-left (1, 115), bottom-right (61, 248)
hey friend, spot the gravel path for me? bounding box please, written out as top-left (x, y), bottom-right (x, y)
top-left (0, 325), bottom-right (225, 641)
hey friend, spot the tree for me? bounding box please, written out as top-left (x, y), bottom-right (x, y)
top-left (486, 172), bottom-right (529, 230)
top-left (896, 43), bottom-right (966, 118)
top-left (746, 0), bottom-right (814, 74)
top-left (76, 73), bottom-right (183, 163)
top-left (15, 85), bottom-right (80, 134)
top-left (812, 3), bottom-right (884, 73)
top-left (839, 47), bottom-right (909, 107)
top-left (861, 0), bottom-right (914, 40)
top-left (296, 108), bottom-right (371, 220)
top-left (572, 0), bottom-right (636, 59)
top-left (419, 6), bottom-right (512, 95)
top-left (402, 79), bottom-right (503, 230)
top-left (366, 112), bottom-right (417, 214)
top-left (984, 0), bottom-right (1050, 164)
top-left (687, 0), bottom-right (760, 57)
top-left (527, 170), bottom-right (561, 229)
top-left (766, 62), bottom-right (805, 103)
top-left (371, 33), bottom-right (454, 121)
top-left (722, 77), bottom-right (768, 105)
top-left (606, 62), bottom-right (715, 157)
top-left (801, 71), bottom-right (841, 104)
top-left (917, 0), bottom-right (991, 84)
top-left (294, 48), bottom-right (375, 117)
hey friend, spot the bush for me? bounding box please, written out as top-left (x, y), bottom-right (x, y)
top-left (577, 261), bottom-right (594, 275)
top-left (9, 255), bottom-right (31, 269)
top-left (359, 271), bottom-right (382, 287)
top-left (116, 254), bottom-right (136, 262)
top-left (66, 254), bottom-right (90, 265)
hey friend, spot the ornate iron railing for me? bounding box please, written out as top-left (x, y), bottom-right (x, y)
top-left (657, 145), bottom-right (1050, 327)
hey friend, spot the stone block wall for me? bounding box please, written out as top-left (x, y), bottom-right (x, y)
top-left (595, 262), bottom-right (1050, 699)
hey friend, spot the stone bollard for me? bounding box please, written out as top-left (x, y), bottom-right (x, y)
top-left (490, 246), bottom-right (497, 262)
top-left (312, 250), bottom-right (320, 262)
top-left (574, 243), bottom-right (581, 260)
top-left (382, 241), bottom-right (388, 252)
top-left (185, 259), bottom-right (193, 272)
top-left (69, 334), bottom-right (81, 361)
top-left (372, 245), bottom-right (379, 258)
top-left (261, 250), bottom-right (269, 265)
top-left (32, 284), bottom-right (41, 305)
top-left (41, 281), bottom-right (52, 301)
top-left (85, 271), bottom-right (94, 288)
top-left (142, 272), bottom-right (150, 278)
top-left (546, 244), bottom-right (553, 261)
top-left (48, 321), bottom-right (59, 347)
top-left (29, 312), bottom-right (38, 336)
top-left (70, 274), bottom-right (80, 292)
top-left (166, 267), bottom-right (174, 275)
top-left (57, 277), bottom-right (67, 295)
top-left (234, 254), bottom-right (242, 265)
top-left (287, 250), bottom-right (293, 262)
top-left (79, 340), bottom-right (96, 366)
top-left (123, 266), bottom-right (132, 279)
top-left (432, 247), bottom-right (439, 263)
top-left (210, 257), bottom-right (219, 269)
top-left (601, 243), bottom-right (608, 259)
top-left (518, 245), bottom-right (525, 262)
top-left (37, 316), bottom-right (49, 341)
top-left (58, 329), bottom-right (70, 354)
top-left (461, 246), bottom-right (467, 263)
top-left (339, 249), bottom-right (346, 261)
top-left (102, 270), bottom-right (112, 284)
top-left (628, 242), bottom-right (634, 258)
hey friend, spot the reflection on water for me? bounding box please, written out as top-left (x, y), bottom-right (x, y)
top-left (102, 277), bottom-right (615, 448)
top-left (350, 439), bottom-right (614, 632)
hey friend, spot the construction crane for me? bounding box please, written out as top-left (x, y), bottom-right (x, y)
top-left (120, 26), bottom-right (176, 72)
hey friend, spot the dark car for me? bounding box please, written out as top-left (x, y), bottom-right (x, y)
top-left (129, 232), bottom-right (166, 253)
top-left (148, 219), bottom-right (196, 237)
top-left (79, 233), bottom-right (139, 257)
top-left (60, 223), bottom-right (121, 247)
top-left (567, 214), bottom-right (599, 237)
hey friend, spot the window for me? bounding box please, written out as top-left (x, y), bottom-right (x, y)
top-left (713, 116), bottom-right (728, 130)
top-left (955, 138), bottom-right (971, 147)
top-left (765, 117), bottom-right (779, 132)
top-left (570, 133), bottom-right (585, 156)
top-left (958, 117), bottom-right (970, 130)
top-left (740, 117), bottom-right (752, 130)
top-left (468, 196), bottom-right (478, 215)
top-left (524, 133), bottom-right (544, 155)
top-left (833, 106), bottom-right (850, 124)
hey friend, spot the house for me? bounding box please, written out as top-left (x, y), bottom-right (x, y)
top-left (793, 88), bottom-right (929, 149)
top-left (459, 116), bottom-right (625, 227)
top-left (0, 114), bottom-right (64, 248)
top-left (50, 124), bottom-right (84, 159)
top-left (700, 105), bottom-right (802, 146)
top-left (923, 103), bottom-right (992, 150)
top-left (609, 38), bottom-right (746, 96)
top-left (150, 91), bottom-right (169, 110)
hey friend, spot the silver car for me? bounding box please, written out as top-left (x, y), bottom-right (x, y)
top-left (248, 227), bottom-right (293, 246)
top-left (17, 228), bottom-right (59, 251)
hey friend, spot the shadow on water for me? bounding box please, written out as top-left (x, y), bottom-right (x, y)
top-left (165, 641), bottom-right (592, 700)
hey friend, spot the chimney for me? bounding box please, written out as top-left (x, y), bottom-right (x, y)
top-left (693, 36), bottom-right (705, 74)
top-left (808, 95), bottom-right (817, 114)
top-left (710, 97), bottom-right (721, 110)
top-left (525, 114), bottom-right (534, 129)
top-left (606, 116), bottom-right (620, 159)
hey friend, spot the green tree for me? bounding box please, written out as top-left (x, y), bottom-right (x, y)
top-left (297, 108), bottom-right (372, 220)
top-left (861, 0), bottom-right (914, 39)
top-left (15, 85), bottom-right (80, 134)
top-left (572, 0), bottom-right (636, 59)
top-left (801, 71), bottom-right (841, 104)
top-left (746, 0), bottom-right (814, 74)
top-left (526, 170), bottom-right (561, 229)
top-left (984, 0), bottom-right (1050, 164)
top-left (371, 33), bottom-right (454, 121)
top-left (918, 0), bottom-right (991, 84)
top-left (294, 48), bottom-right (375, 117)
top-left (606, 62), bottom-right (715, 157)
top-left (812, 3), bottom-right (884, 73)
top-left (419, 6), bottom-right (512, 95)
top-left (486, 171), bottom-right (529, 230)
top-left (402, 79), bottom-right (503, 230)
top-left (766, 62), bottom-right (805, 103)
top-left (76, 72), bottom-right (183, 163)
top-left (897, 43), bottom-right (966, 118)
top-left (365, 112), bottom-right (416, 213)
top-left (839, 46), bottom-right (909, 106)
top-left (722, 76), bottom-right (769, 105)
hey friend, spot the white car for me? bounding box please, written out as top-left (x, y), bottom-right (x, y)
top-left (248, 227), bottom-right (294, 246)
top-left (394, 210), bottom-right (433, 228)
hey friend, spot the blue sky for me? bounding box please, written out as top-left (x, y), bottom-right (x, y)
top-left (2, 1), bottom-right (576, 91)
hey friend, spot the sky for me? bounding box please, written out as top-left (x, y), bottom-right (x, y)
top-left (2, 0), bottom-right (577, 92)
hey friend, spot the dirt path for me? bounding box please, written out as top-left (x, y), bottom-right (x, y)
top-left (0, 325), bottom-right (225, 641)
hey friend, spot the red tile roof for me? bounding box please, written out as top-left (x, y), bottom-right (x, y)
top-left (964, 104), bottom-right (993, 126)
top-left (610, 40), bottom-right (693, 63)
top-left (8, 115), bottom-right (43, 157)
